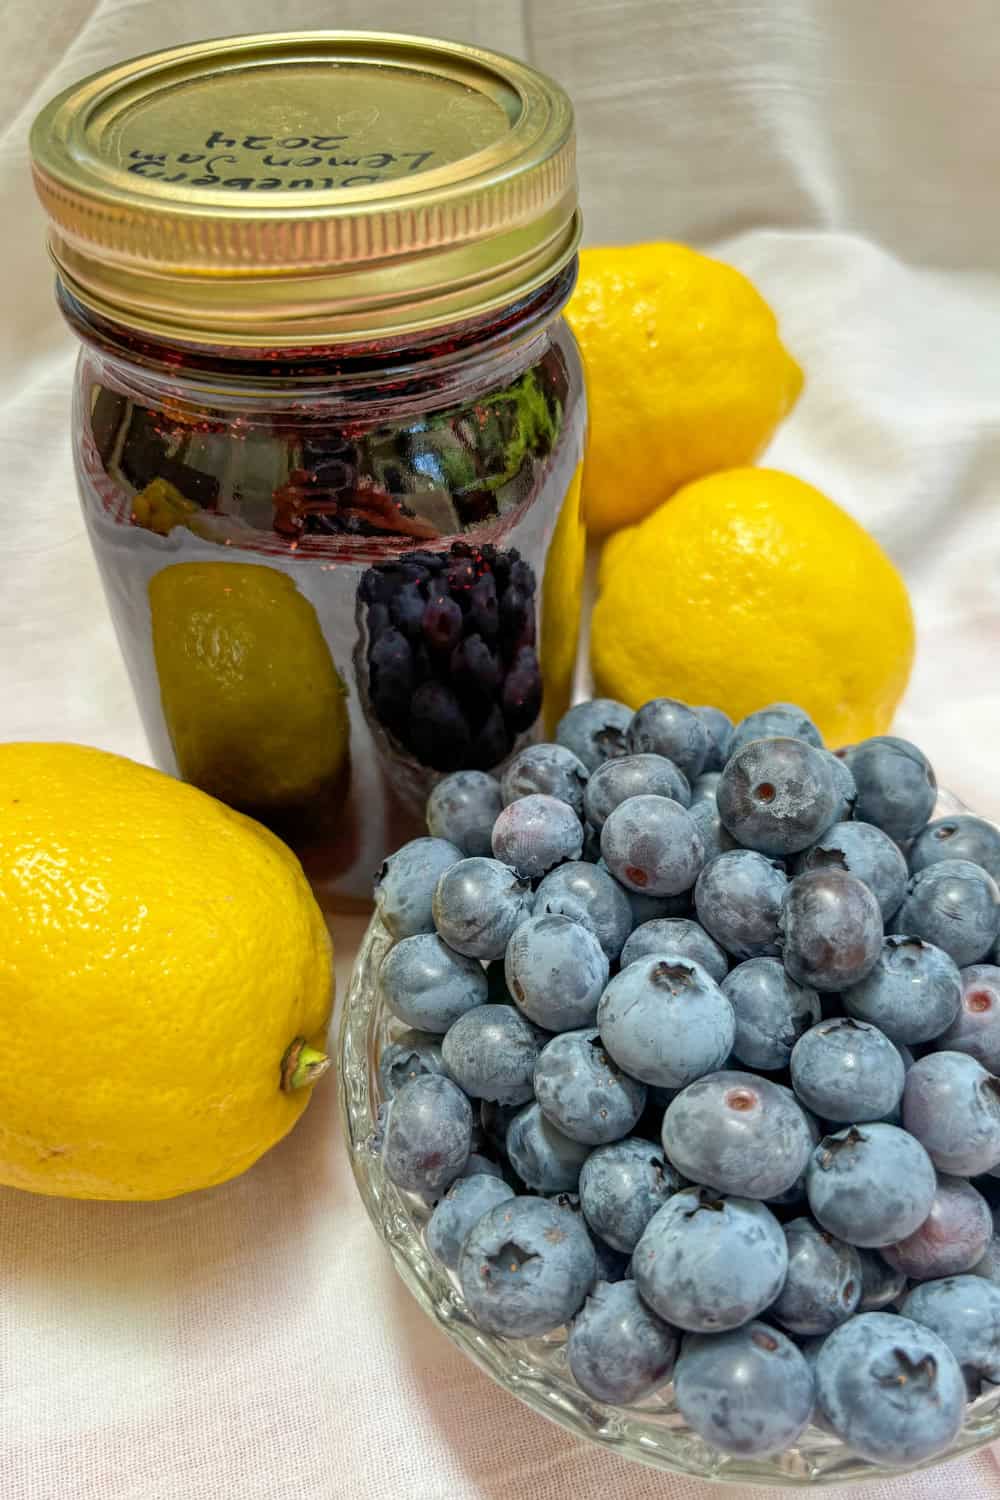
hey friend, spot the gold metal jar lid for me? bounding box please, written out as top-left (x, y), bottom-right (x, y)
top-left (30, 31), bottom-right (579, 346)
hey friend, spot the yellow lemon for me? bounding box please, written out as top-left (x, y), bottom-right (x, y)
top-left (540, 461), bottom-right (587, 735)
top-left (566, 243), bottom-right (803, 535)
top-left (591, 469), bottom-right (915, 747)
top-left (149, 562), bottom-right (350, 816)
top-left (0, 743), bottom-right (333, 1200)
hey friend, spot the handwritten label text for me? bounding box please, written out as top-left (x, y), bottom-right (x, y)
top-left (125, 129), bottom-right (435, 191)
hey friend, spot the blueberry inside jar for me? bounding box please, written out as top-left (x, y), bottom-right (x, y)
top-left (32, 31), bottom-right (587, 906)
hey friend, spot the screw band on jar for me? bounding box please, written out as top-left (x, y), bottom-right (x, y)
top-left (30, 31), bottom-right (579, 345)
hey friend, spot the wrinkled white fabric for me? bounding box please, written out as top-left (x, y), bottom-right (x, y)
top-left (2, 2), bottom-right (999, 1496)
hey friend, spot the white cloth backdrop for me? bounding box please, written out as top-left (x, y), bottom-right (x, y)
top-left (2, 3), bottom-right (999, 1497)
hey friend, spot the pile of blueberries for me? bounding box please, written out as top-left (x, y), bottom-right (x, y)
top-left (361, 541), bottom-right (541, 773)
top-left (371, 695), bottom-right (1000, 1467)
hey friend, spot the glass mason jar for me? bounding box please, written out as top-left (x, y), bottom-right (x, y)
top-left (31, 32), bottom-right (586, 908)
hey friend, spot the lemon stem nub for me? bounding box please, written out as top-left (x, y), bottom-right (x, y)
top-left (281, 1038), bottom-right (331, 1093)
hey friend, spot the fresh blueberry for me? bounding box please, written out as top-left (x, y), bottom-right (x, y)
top-left (911, 814), bottom-right (1000, 884)
top-left (892, 859), bottom-right (1000, 967)
top-left (689, 771), bottom-right (722, 806)
top-left (432, 857), bottom-right (533, 960)
top-left (937, 965), bottom-right (1000, 1070)
top-left (718, 737), bottom-right (840, 857)
top-left (814, 1311), bottom-right (966, 1465)
top-left (458, 1195), bottom-right (597, 1337)
top-left (621, 885), bottom-right (692, 927)
top-left (842, 936), bottom-right (962, 1044)
top-left (441, 1004), bottom-right (542, 1105)
top-left (806, 1123), bottom-right (937, 1247)
top-left (844, 735), bottom-right (937, 844)
top-left (598, 957), bottom-right (735, 1089)
top-left (584, 754), bottom-right (691, 830)
top-left (779, 869), bottom-right (883, 991)
top-left (902, 1050), bottom-right (1000, 1175)
top-left (534, 861), bottom-right (632, 962)
top-left (375, 837), bottom-right (463, 938)
top-left (626, 698), bottom-right (709, 781)
top-left (568, 1280), bottom-right (679, 1404)
top-left (722, 958), bottom-right (821, 1071)
top-left (588, 1232), bottom-right (632, 1286)
top-left (533, 1029), bottom-right (646, 1145)
top-left (378, 1029), bottom-right (448, 1099)
top-left (492, 794), bottom-right (584, 880)
top-left (883, 1175), bottom-right (992, 1281)
top-left (675, 1322), bottom-right (814, 1458)
top-left (824, 750), bottom-right (858, 823)
top-left (600, 795), bottom-right (704, 897)
top-left (694, 850), bottom-right (788, 959)
top-left (378, 934), bottom-right (488, 1033)
top-left (796, 1331), bottom-right (833, 1401)
top-left (790, 1018), bottom-right (905, 1123)
top-left (427, 1173), bottom-right (515, 1269)
top-left (461, 1152), bottom-right (504, 1180)
top-left (634, 1187), bottom-right (788, 1332)
top-left (661, 1070), bottom-right (814, 1200)
top-left (619, 917), bottom-right (728, 982)
top-left (902, 1275), bottom-right (1000, 1394)
top-left (796, 820), bottom-right (908, 921)
top-left (692, 706), bottom-right (734, 772)
top-left (683, 796), bottom-right (736, 863)
top-left (500, 742), bottom-right (589, 818)
top-left (728, 703), bottom-right (823, 759)
top-left (971, 1230), bottom-right (1000, 1286)
top-left (425, 772), bottom-right (503, 857)
top-left (763, 1099), bottom-right (821, 1210)
top-left (601, 859), bottom-right (690, 921)
top-left (556, 698), bottom-right (631, 771)
top-left (579, 1137), bottom-right (683, 1254)
top-left (856, 1248), bottom-right (907, 1311)
top-left (505, 1101), bottom-right (592, 1192)
top-left (770, 1217), bottom-right (862, 1336)
top-left (505, 913), bottom-right (609, 1031)
top-left (381, 1075), bottom-right (473, 1197)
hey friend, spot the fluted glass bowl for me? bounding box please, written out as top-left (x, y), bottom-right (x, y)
top-left (338, 791), bottom-right (1000, 1486)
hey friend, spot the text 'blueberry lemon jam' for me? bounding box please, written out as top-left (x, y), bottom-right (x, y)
top-left (30, 31), bottom-right (587, 907)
